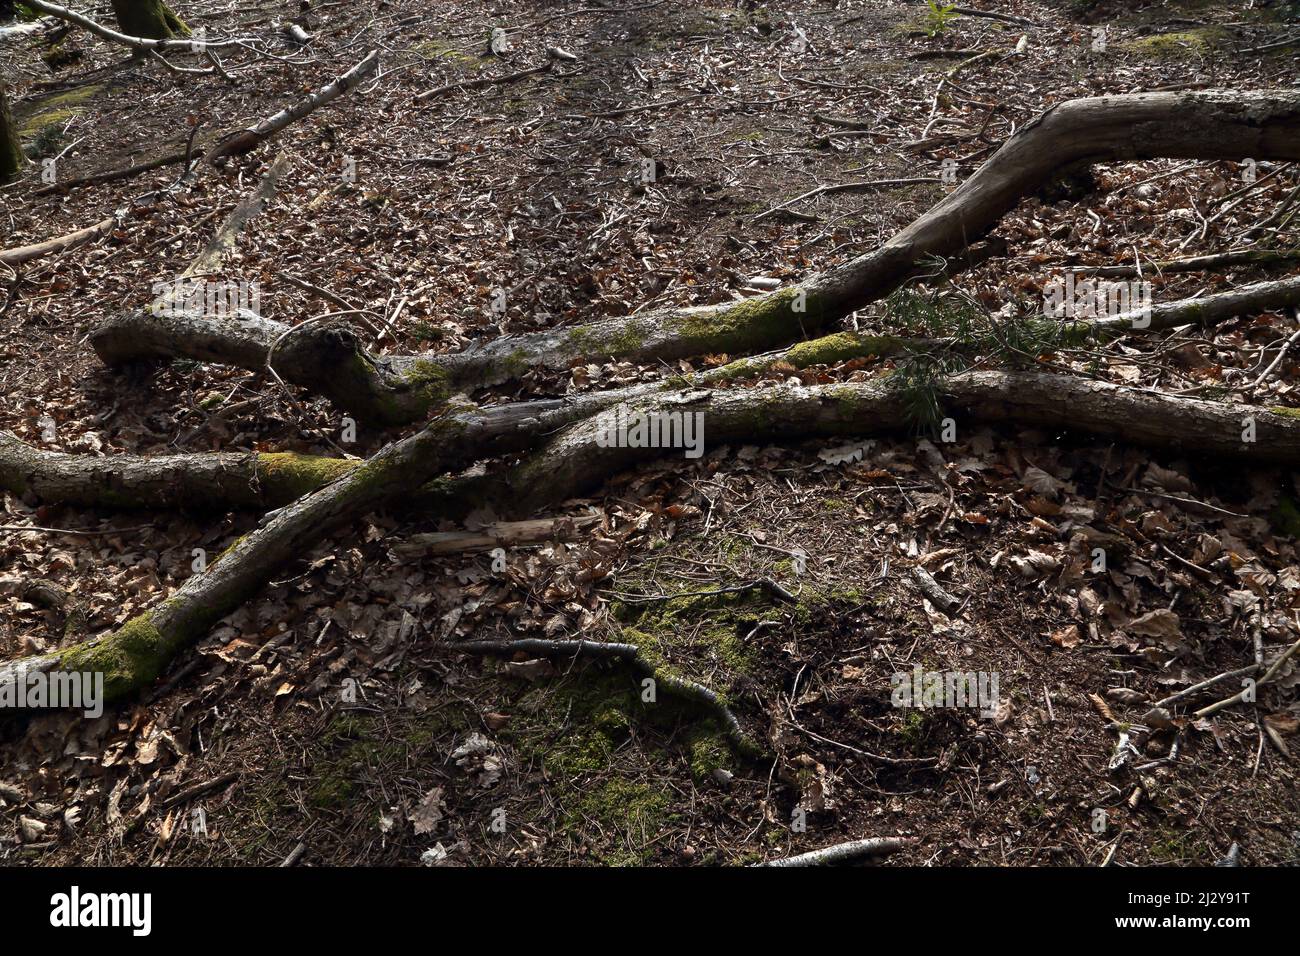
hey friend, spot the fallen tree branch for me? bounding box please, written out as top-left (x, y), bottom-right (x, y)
top-left (1065, 247), bottom-right (1300, 278)
top-left (15, 356), bottom-right (1300, 515)
top-left (612, 578), bottom-right (797, 605)
top-left (0, 216), bottom-right (118, 268)
top-left (910, 566), bottom-right (961, 614)
top-left (798, 90), bottom-right (1300, 326)
top-left (390, 515), bottom-right (602, 557)
top-left (24, 0), bottom-right (242, 54)
top-left (752, 177), bottom-right (940, 222)
top-left (1153, 663), bottom-right (1262, 709)
top-left (1194, 635), bottom-right (1300, 719)
top-left (6, 367), bottom-right (1300, 706)
top-left (0, 431), bottom-right (353, 510)
top-left (414, 59), bottom-right (553, 103)
top-left (32, 149), bottom-right (192, 196)
top-left (178, 153), bottom-right (290, 280)
top-left (201, 50), bottom-right (378, 163)
top-left (756, 836), bottom-right (919, 867)
top-left (89, 90), bottom-right (1300, 424)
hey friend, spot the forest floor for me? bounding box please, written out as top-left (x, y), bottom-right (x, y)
top-left (2, 0), bottom-right (1300, 866)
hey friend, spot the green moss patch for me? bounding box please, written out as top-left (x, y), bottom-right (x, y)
top-left (501, 671), bottom-right (700, 864)
top-left (256, 452), bottom-right (357, 502)
top-left (18, 83), bottom-right (102, 137)
top-left (58, 612), bottom-right (167, 701)
top-left (1124, 28), bottom-right (1229, 57)
top-left (414, 39), bottom-right (490, 69)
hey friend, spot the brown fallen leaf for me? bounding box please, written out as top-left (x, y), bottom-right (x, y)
top-left (1049, 624), bottom-right (1081, 648)
top-left (411, 786), bottom-right (446, 835)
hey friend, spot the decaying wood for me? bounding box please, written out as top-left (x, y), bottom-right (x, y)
top-left (5, 369), bottom-right (1300, 710)
top-left (10, 368), bottom-right (1300, 515)
top-left (10, 91), bottom-right (1300, 722)
top-left (177, 153), bottom-right (291, 279)
top-left (0, 430), bottom-right (353, 510)
top-left (911, 566), bottom-right (961, 614)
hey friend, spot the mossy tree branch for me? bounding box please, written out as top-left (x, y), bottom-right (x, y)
top-left (90, 90), bottom-right (1300, 425)
top-left (5, 370), bottom-right (1300, 708)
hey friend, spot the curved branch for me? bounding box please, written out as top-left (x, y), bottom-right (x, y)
top-left (89, 90), bottom-right (1300, 423)
top-left (24, 0), bottom-right (237, 54)
top-left (801, 91), bottom-right (1300, 317)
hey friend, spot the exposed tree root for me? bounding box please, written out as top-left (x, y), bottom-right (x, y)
top-left (453, 638), bottom-right (759, 754)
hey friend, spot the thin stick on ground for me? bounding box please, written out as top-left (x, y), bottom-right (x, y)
top-left (755, 836), bottom-right (919, 867)
top-left (1194, 636), bottom-right (1300, 719)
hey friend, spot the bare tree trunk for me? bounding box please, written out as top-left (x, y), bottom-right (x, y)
top-left (110, 0), bottom-right (188, 40)
top-left (0, 78), bottom-right (22, 185)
